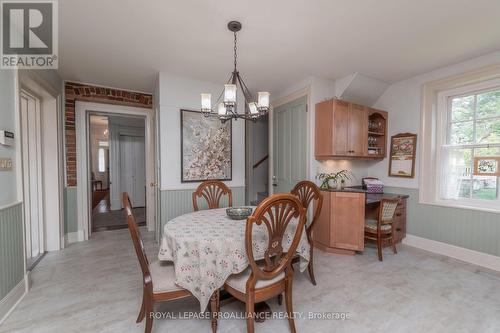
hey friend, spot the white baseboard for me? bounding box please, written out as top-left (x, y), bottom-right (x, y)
top-left (0, 275), bottom-right (28, 325)
top-left (65, 230), bottom-right (84, 245)
top-left (403, 234), bottom-right (500, 272)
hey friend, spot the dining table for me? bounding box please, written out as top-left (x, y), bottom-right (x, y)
top-left (158, 206), bottom-right (310, 312)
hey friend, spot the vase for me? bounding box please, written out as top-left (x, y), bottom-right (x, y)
top-left (328, 179), bottom-right (338, 189)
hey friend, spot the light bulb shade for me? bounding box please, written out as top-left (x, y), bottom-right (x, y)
top-left (257, 92), bottom-right (270, 109)
top-left (201, 93), bottom-right (212, 110)
top-left (249, 102), bottom-right (258, 115)
top-left (224, 84), bottom-right (237, 103)
top-left (217, 102), bottom-right (226, 115)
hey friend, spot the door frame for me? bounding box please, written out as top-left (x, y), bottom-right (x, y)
top-left (19, 89), bottom-right (45, 259)
top-left (18, 71), bottom-right (64, 252)
top-left (269, 87), bottom-right (311, 195)
top-left (75, 102), bottom-right (155, 241)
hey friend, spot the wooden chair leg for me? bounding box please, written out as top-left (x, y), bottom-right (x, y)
top-left (210, 290), bottom-right (219, 333)
top-left (245, 296), bottom-right (255, 333)
top-left (391, 226), bottom-right (398, 255)
top-left (277, 293), bottom-right (283, 305)
top-left (144, 299), bottom-right (153, 333)
top-left (307, 244), bottom-right (317, 285)
top-left (136, 292), bottom-right (146, 323)
top-left (285, 278), bottom-right (296, 333)
top-left (377, 237), bottom-right (383, 262)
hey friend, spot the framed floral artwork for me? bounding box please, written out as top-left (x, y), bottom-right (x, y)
top-left (180, 109), bottom-right (232, 182)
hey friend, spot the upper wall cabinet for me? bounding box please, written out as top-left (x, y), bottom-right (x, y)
top-left (315, 99), bottom-right (387, 160)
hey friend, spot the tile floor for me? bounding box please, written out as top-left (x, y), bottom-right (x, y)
top-left (1, 228), bottom-right (500, 333)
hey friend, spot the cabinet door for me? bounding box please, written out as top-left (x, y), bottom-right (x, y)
top-left (330, 192), bottom-right (365, 251)
top-left (315, 100), bottom-right (334, 157)
top-left (313, 191), bottom-right (330, 247)
top-left (348, 103), bottom-right (367, 156)
top-left (332, 100), bottom-right (349, 155)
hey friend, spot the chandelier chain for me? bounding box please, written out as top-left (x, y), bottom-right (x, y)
top-left (233, 32), bottom-right (237, 71)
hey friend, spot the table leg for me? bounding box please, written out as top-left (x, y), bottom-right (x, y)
top-left (254, 302), bottom-right (272, 323)
top-left (210, 290), bottom-right (220, 333)
top-left (219, 290), bottom-right (272, 323)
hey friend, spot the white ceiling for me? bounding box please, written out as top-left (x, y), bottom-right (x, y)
top-left (58, 0), bottom-right (500, 94)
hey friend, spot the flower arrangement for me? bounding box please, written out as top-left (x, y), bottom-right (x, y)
top-left (316, 170), bottom-right (353, 190)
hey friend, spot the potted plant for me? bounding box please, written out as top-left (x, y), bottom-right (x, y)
top-left (316, 170), bottom-right (353, 190)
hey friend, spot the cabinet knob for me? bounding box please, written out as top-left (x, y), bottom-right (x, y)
top-left (396, 213), bottom-right (402, 217)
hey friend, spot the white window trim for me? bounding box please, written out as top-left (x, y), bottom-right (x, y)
top-left (420, 63), bottom-right (500, 213)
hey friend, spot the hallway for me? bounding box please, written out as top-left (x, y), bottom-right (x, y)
top-left (92, 195), bottom-right (145, 232)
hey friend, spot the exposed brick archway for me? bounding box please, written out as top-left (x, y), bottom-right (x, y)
top-left (64, 82), bottom-right (153, 186)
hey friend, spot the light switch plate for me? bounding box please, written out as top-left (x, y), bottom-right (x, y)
top-left (0, 158), bottom-right (13, 171)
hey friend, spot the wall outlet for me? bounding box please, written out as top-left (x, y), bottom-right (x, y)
top-left (0, 158), bottom-right (13, 171)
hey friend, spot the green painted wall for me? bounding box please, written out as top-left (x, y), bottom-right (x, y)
top-left (386, 187), bottom-right (500, 257)
top-left (158, 186), bottom-right (245, 239)
top-left (64, 187), bottom-right (78, 233)
top-left (0, 203), bottom-right (24, 299)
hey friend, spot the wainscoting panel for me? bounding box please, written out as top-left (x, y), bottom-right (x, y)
top-left (385, 187), bottom-right (500, 257)
top-left (159, 186), bottom-right (245, 239)
top-left (64, 187), bottom-right (78, 234)
top-left (0, 203), bottom-right (24, 300)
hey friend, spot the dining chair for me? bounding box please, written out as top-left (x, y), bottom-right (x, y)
top-left (220, 194), bottom-right (306, 333)
top-left (123, 193), bottom-right (193, 333)
top-left (364, 198), bottom-right (400, 261)
top-left (290, 180), bottom-right (323, 285)
top-left (192, 180), bottom-right (233, 211)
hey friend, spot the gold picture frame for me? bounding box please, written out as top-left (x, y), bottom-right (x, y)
top-left (389, 133), bottom-right (417, 178)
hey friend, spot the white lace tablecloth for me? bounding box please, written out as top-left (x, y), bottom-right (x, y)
top-left (158, 207), bottom-right (310, 311)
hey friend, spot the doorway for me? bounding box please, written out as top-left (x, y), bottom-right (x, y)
top-left (76, 101), bottom-right (155, 240)
top-left (20, 90), bottom-right (44, 268)
top-left (89, 115), bottom-right (147, 232)
top-left (272, 95), bottom-right (308, 193)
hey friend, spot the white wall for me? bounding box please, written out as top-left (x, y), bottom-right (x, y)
top-left (158, 72), bottom-right (246, 190)
top-left (371, 50), bottom-right (500, 189)
top-left (0, 70), bottom-right (18, 207)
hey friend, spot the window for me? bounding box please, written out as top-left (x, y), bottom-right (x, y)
top-left (98, 148), bottom-right (106, 172)
top-left (439, 84), bottom-right (500, 208)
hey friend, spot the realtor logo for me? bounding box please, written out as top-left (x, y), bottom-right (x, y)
top-left (1, 0), bottom-right (58, 69)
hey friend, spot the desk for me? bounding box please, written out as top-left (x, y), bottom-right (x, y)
top-left (313, 188), bottom-right (409, 255)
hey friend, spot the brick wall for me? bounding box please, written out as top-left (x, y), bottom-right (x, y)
top-left (64, 82), bottom-right (153, 186)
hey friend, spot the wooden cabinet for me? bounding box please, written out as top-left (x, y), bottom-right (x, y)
top-left (315, 99), bottom-right (386, 159)
top-left (313, 191), bottom-right (365, 254)
top-left (392, 198), bottom-right (407, 243)
top-left (367, 108), bottom-right (388, 158)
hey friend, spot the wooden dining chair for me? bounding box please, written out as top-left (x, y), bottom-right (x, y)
top-left (123, 193), bottom-right (192, 333)
top-left (192, 180), bottom-right (233, 211)
top-left (364, 198), bottom-right (400, 261)
top-left (218, 194), bottom-right (306, 333)
top-left (290, 180), bottom-right (323, 285)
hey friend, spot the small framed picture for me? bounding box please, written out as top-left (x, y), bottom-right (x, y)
top-left (473, 157), bottom-right (500, 177)
top-left (389, 133), bottom-right (417, 178)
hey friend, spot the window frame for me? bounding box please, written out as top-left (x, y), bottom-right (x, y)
top-left (435, 78), bottom-right (500, 211)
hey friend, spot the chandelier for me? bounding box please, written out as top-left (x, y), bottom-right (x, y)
top-left (201, 21), bottom-right (270, 122)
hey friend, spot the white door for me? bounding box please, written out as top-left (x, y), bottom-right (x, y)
top-left (272, 96), bottom-right (308, 194)
top-left (120, 135), bottom-right (146, 207)
top-left (20, 91), bottom-right (44, 260)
